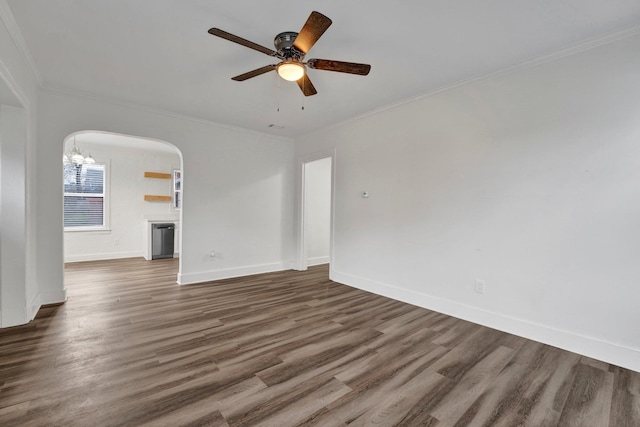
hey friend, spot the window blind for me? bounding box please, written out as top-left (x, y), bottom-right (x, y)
top-left (63, 163), bottom-right (106, 228)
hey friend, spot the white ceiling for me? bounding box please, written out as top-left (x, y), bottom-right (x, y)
top-left (8, 1), bottom-right (640, 138)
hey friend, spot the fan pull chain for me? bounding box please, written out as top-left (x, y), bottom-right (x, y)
top-left (277, 77), bottom-right (281, 112)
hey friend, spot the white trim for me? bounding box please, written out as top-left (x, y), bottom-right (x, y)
top-left (43, 86), bottom-right (294, 143)
top-left (177, 262), bottom-right (290, 285)
top-left (300, 25), bottom-right (640, 141)
top-left (39, 288), bottom-right (67, 305)
top-left (295, 150), bottom-right (335, 271)
top-left (307, 256), bottom-right (329, 267)
top-left (63, 227), bottom-right (112, 233)
top-left (330, 269), bottom-right (640, 373)
top-left (0, 0), bottom-right (44, 86)
top-left (63, 160), bottom-right (110, 230)
top-left (37, 24), bottom-right (640, 142)
top-left (296, 160), bottom-right (307, 271)
top-left (64, 251), bottom-right (143, 263)
top-left (28, 291), bottom-right (41, 321)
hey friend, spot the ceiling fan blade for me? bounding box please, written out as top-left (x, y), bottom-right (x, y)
top-left (208, 28), bottom-right (277, 56)
top-left (307, 59), bottom-right (371, 75)
top-left (297, 74), bottom-right (317, 96)
top-left (231, 65), bottom-right (277, 81)
top-left (293, 11), bottom-right (332, 54)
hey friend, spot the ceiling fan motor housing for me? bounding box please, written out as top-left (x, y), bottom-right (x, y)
top-left (274, 32), bottom-right (303, 59)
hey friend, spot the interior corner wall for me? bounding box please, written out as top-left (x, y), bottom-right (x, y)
top-left (295, 34), bottom-right (640, 372)
top-left (38, 89), bottom-right (296, 297)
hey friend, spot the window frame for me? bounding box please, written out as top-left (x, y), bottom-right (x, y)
top-left (63, 160), bottom-right (110, 232)
top-left (173, 169), bottom-right (181, 210)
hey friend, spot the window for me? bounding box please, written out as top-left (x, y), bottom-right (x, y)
top-left (63, 163), bottom-right (107, 229)
top-left (173, 169), bottom-right (181, 209)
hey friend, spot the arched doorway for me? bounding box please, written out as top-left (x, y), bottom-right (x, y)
top-left (62, 131), bottom-right (184, 283)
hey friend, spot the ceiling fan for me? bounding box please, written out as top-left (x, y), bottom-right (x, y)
top-left (208, 11), bottom-right (371, 96)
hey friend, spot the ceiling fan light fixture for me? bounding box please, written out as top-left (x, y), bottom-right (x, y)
top-left (277, 62), bottom-right (305, 81)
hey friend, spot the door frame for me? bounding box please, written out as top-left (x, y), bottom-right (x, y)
top-left (295, 149), bottom-right (335, 271)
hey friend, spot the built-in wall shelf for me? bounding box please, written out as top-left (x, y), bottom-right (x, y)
top-left (144, 171), bottom-right (172, 179)
top-left (144, 195), bottom-right (172, 202)
top-left (144, 171), bottom-right (172, 202)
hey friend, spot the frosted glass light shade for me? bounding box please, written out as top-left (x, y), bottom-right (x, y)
top-left (277, 62), bottom-right (305, 81)
top-left (71, 151), bottom-right (84, 164)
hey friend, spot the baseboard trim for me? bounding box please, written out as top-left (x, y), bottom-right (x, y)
top-left (177, 262), bottom-right (290, 285)
top-left (307, 256), bottom-right (329, 267)
top-left (330, 269), bottom-right (640, 373)
top-left (29, 292), bottom-right (42, 321)
top-left (64, 251), bottom-right (143, 263)
top-left (39, 288), bottom-right (67, 305)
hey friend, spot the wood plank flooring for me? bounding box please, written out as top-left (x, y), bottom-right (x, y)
top-left (0, 257), bottom-right (638, 426)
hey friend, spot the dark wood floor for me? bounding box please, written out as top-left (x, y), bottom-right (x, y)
top-left (0, 258), bottom-right (638, 426)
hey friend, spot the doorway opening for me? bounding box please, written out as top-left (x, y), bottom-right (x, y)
top-left (299, 155), bottom-right (333, 271)
top-left (61, 131), bottom-right (184, 283)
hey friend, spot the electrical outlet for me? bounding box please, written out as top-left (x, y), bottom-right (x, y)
top-left (114, 239), bottom-right (120, 246)
top-left (475, 279), bottom-right (486, 294)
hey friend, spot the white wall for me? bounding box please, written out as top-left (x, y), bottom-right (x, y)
top-left (304, 157), bottom-right (331, 266)
top-left (64, 140), bottom-right (181, 262)
top-left (0, 105), bottom-right (26, 326)
top-left (37, 89), bottom-right (295, 295)
top-left (4, 0), bottom-right (640, 375)
top-left (2, 0), bottom-right (296, 327)
top-left (296, 34), bottom-right (640, 372)
top-left (0, 0), bottom-right (40, 326)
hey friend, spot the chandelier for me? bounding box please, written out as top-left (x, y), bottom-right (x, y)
top-left (63, 137), bottom-right (95, 165)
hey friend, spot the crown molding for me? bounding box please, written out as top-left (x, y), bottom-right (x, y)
top-left (300, 24), bottom-right (640, 141)
top-left (41, 85), bottom-right (295, 143)
top-left (0, 0), bottom-right (44, 86)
